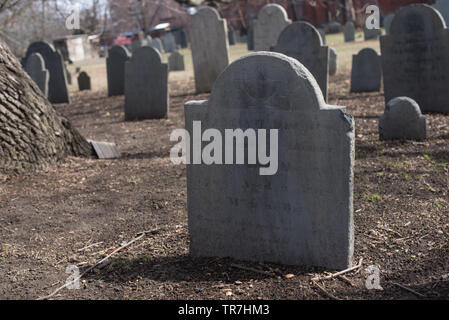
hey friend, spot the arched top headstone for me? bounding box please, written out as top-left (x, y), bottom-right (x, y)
top-left (207, 52), bottom-right (326, 113)
top-left (258, 3), bottom-right (289, 21)
top-left (26, 52), bottom-right (46, 72)
top-left (276, 21), bottom-right (323, 49)
top-left (108, 45), bottom-right (130, 58)
top-left (25, 41), bottom-right (56, 58)
top-left (356, 47), bottom-right (379, 59)
top-left (192, 6), bottom-right (222, 25)
top-left (130, 45), bottom-right (162, 65)
top-left (389, 4), bottom-right (446, 36)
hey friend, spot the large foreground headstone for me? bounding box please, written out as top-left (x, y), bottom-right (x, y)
top-left (350, 48), bottom-right (381, 93)
top-left (168, 51), bottom-right (185, 71)
top-left (190, 7), bottom-right (230, 93)
top-left (24, 41), bottom-right (69, 103)
top-left (106, 45), bottom-right (130, 97)
top-left (344, 21), bottom-right (355, 42)
top-left (185, 52), bottom-right (355, 269)
top-left (124, 46), bottom-right (168, 120)
top-left (77, 71), bottom-right (91, 91)
top-left (25, 52), bottom-right (49, 98)
top-left (380, 4), bottom-right (449, 113)
top-left (379, 97), bottom-right (426, 141)
top-left (254, 4), bottom-right (291, 51)
top-left (273, 22), bottom-right (329, 101)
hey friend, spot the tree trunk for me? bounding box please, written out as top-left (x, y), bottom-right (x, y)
top-left (0, 38), bottom-right (93, 173)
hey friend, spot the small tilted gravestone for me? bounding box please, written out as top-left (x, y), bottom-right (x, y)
top-left (344, 21), bottom-right (355, 42)
top-left (379, 97), bottom-right (426, 141)
top-left (350, 48), bottom-right (381, 93)
top-left (124, 46), bottom-right (168, 120)
top-left (363, 25), bottom-right (381, 40)
top-left (254, 4), bottom-right (291, 51)
top-left (383, 14), bottom-right (394, 35)
top-left (106, 45), bottom-right (130, 97)
top-left (24, 41), bottom-right (69, 103)
top-left (168, 51), bottom-right (185, 71)
top-left (329, 47), bottom-right (338, 76)
top-left (273, 21), bottom-right (329, 101)
top-left (25, 52), bottom-right (49, 98)
top-left (190, 7), bottom-right (229, 93)
top-left (184, 52), bottom-right (355, 270)
top-left (381, 4), bottom-right (449, 114)
top-left (77, 71), bottom-right (91, 91)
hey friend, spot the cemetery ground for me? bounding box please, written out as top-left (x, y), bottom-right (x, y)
top-left (0, 33), bottom-right (448, 300)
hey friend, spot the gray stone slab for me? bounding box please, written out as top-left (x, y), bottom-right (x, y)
top-left (24, 41), bottom-right (70, 103)
top-left (350, 48), bottom-right (381, 93)
top-left (124, 46), bottom-right (168, 120)
top-left (380, 4), bottom-right (449, 113)
top-left (247, 23), bottom-right (254, 50)
top-left (379, 97), bottom-right (426, 141)
top-left (254, 4), bottom-right (291, 51)
top-left (184, 52), bottom-right (354, 270)
top-left (344, 21), bottom-right (355, 42)
top-left (168, 51), bottom-right (185, 71)
top-left (160, 33), bottom-right (177, 53)
top-left (363, 25), bottom-right (381, 40)
top-left (273, 21), bottom-right (329, 101)
top-left (327, 22), bottom-right (341, 34)
top-left (106, 45), bottom-right (130, 97)
top-left (25, 52), bottom-right (49, 98)
top-left (190, 7), bottom-right (230, 93)
top-left (329, 47), bottom-right (337, 76)
top-left (228, 25), bottom-right (236, 45)
top-left (383, 13), bottom-right (394, 35)
top-left (77, 71), bottom-right (91, 91)
top-left (88, 140), bottom-right (121, 159)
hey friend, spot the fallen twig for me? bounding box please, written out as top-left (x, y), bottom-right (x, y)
top-left (311, 258), bottom-right (363, 281)
top-left (392, 282), bottom-right (426, 298)
top-left (230, 264), bottom-right (274, 276)
top-left (37, 229), bottom-right (159, 300)
top-left (311, 280), bottom-right (341, 300)
top-left (77, 241), bottom-right (103, 252)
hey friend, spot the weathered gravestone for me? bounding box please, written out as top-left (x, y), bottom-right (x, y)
top-left (380, 4), bottom-right (449, 113)
top-left (350, 48), bottom-right (381, 92)
top-left (254, 4), bottom-right (291, 51)
top-left (434, 0), bottom-right (449, 25)
top-left (379, 97), bottom-right (426, 141)
top-left (190, 7), bottom-right (230, 93)
top-left (168, 51), bottom-right (185, 71)
top-left (77, 71), bottom-right (91, 91)
top-left (327, 22), bottom-right (341, 34)
top-left (149, 38), bottom-right (164, 54)
top-left (25, 53), bottom-right (49, 98)
top-left (184, 52), bottom-right (355, 269)
top-left (161, 33), bottom-right (177, 53)
top-left (24, 41), bottom-right (69, 103)
top-left (172, 27), bottom-right (188, 49)
top-left (228, 25), bottom-right (236, 45)
top-left (344, 21), bottom-right (355, 42)
top-left (273, 22), bottom-right (329, 101)
top-left (329, 47), bottom-right (338, 76)
top-left (124, 46), bottom-right (168, 120)
top-left (106, 45), bottom-right (130, 97)
top-left (363, 25), bottom-right (381, 40)
top-left (383, 13), bottom-right (394, 35)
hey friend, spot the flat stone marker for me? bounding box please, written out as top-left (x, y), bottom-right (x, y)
top-left (350, 48), bottom-right (381, 93)
top-left (254, 4), bottom-right (291, 51)
top-left (379, 97), bottom-right (426, 141)
top-left (168, 51), bottom-right (185, 71)
top-left (77, 71), bottom-right (91, 91)
top-left (161, 33), bottom-right (177, 53)
top-left (434, 0), bottom-right (449, 25)
top-left (190, 7), bottom-right (230, 93)
top-left (24, 41), bottom-right (69, 103)
top-left (88, 140), bottom-right (121, 159)
top-left (344, 21), bottom-right (355, 42)
top-left (329, 47), bottom-right (337, 76)
top-left (106, 45), bottom-right (130, 97)
top-left (124, 46), bottom-right (168, 120)
top-left (363, 25), bottom-right (381, 40)
top-left (185, 52), bottom-right (355, 270)
top-left (380, 4), bottom-right (449, 113)
top-left (383, 14), bottom-right (394, 35)
top-left (25, 52), bottom-right (49, 98)
top-left (273, 21), bottom-right (329, 101)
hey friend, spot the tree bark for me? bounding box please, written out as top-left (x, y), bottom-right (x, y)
top-left (0, 37), bottom-right (93, 173)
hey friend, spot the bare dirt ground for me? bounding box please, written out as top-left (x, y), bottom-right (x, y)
top-left (0, 39), bottom-right (448, 300)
